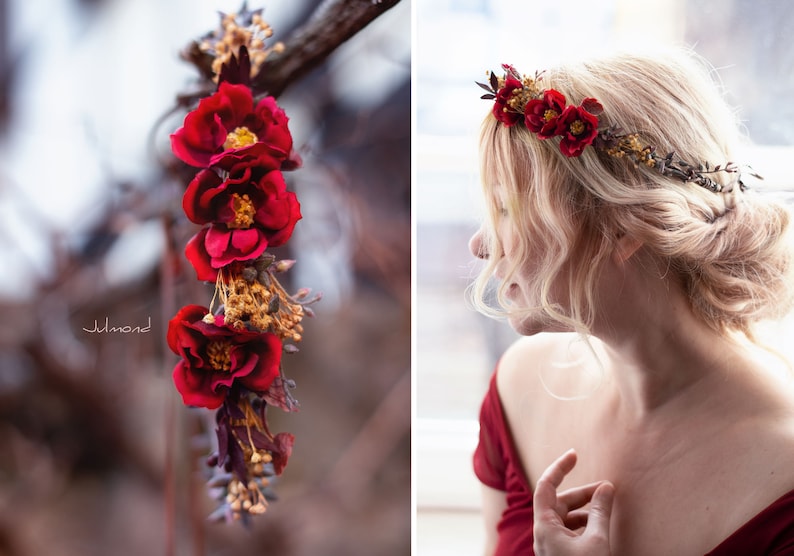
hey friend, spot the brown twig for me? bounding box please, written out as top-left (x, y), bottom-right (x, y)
top-left (253, 0), bottom-right (402, 97)
top-left (174, 0), bottom-right (402, 107)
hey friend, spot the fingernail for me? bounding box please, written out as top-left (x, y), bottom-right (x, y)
top-left (598, 481), bottom-right (615, 497)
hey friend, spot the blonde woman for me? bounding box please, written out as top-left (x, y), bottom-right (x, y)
top-left (469, 50), bottom-right (794, 555)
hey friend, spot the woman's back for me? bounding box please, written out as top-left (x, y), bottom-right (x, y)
top-left (489, 333), bottom-right (794, 555)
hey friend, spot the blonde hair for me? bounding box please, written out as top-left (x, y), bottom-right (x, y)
top-left (471, 49), bottom-right (794, 339)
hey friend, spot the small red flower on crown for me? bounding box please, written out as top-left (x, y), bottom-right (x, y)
top-left (524, 89), bottom-right (566, 138)
top-left (558, 102), bottom-right (601, 157)
top-left (492, 76), bottom-right (524, 127)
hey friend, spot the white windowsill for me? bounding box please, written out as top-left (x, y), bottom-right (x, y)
top-left (416, 417), bottom-right (486, 554)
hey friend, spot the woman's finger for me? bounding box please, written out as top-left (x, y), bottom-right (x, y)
top-left (562, 509), bottom-right (589, 531)
top-left (534, 449), bottom-right (578, 511)
top-left (583, 481), bottom-right (615, 540)
top-left (556, 481), bottom-right (602, 514)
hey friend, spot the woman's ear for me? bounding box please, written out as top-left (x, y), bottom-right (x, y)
top-left (612, 234), bottom-right (643, 264)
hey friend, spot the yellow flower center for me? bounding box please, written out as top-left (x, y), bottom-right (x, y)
top-left (543, 109), bottom-right (558, 122)
top-left (569, 120), bottom-right (585, 136)
top-left (224, 126), bottom-right (259, 150)
top-left (228, 193), bottom-right (256, 229)
top-left (206, 340), bottom-right (232, 372)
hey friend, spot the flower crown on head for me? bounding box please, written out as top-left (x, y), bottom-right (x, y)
top-left (477, 64), bottom-right (760, 193)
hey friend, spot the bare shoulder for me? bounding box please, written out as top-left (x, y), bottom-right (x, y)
top-left (496, 334), bottom-right (561, 389)
top-left (495, 332), bottom-right (584, 413)
top-left (494, 333), bottom-right (610, 487)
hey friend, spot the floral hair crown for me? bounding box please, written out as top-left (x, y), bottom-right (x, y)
top-left (477, 64), bottom-right (760, 193)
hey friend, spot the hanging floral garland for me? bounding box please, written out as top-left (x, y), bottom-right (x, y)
top-left (165, 4), bottom-right (318, 522)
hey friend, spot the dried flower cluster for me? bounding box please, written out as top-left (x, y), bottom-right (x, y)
top-left (197, 3), bottom-right (285, 81)
top-left (478, 64), bottom-right (760, 192)
top-left (167, 3), bottom-right (318, 523)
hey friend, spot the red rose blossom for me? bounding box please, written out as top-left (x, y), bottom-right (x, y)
top-left (167, 304), bottom-right (283, 409)
top-left (557, 103), bottom-right (600, 157)
top-left (492, 77), bottom-right (524, 127)
top-left (170, 82), bottom-right (293, 171)
top-left (524, 89), bottom-right (567, 139)
top-left (182, 167), bottom-right (301, 281)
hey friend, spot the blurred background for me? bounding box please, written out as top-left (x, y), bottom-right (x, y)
top-left (415, 0), bottom-right (794, 554)
top-left (0, 0), bottom-right (410, 555)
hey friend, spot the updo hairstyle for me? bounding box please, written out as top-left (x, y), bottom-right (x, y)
top-left (472, 49), bottom-right (794, 339)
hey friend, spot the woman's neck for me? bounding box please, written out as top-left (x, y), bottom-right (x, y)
top-left (589, 251), bottom-right (750, 422)
top-left (599, 322), bottom-right (741, 421)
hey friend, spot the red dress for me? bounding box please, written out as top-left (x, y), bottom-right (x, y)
top-left (473, 371), bottom-right (794, 555)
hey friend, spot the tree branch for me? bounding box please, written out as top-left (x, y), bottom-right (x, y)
top-left (254, 0), bottom-right (402, 96)
top-left (177, 0), bottom-right (402, 106)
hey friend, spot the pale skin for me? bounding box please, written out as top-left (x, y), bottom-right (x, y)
top-left (469, 219), bottom-right (794, 555)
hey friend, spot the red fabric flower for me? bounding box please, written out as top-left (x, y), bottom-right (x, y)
top-left (170, 82), bottom-right (293, 171)
top-left (557, 102), bottom-right (600, 157)
top-left (492, 77), bottom-right (524, 127)
top-left (182, 167), bottom-right (302, 281)
top-left (168, 304), bottom-right (283, 409)
top-left (524, 89), bottom-right (567, 139)
top-left (184, 226), bottom-right (266, 282)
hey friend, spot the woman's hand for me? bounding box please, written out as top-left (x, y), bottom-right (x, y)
top-left (533, 449), bottom-right (615, 556)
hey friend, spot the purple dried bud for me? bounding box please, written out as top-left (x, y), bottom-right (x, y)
top-left (274, 259), bottom-right (296, 272)
top-left (299, 290), bottom-right (323, 305)
top-left (241, 266), bottom-right (258, 283)
top-left (293, 287), bottom-right (311, 300)
top-left (255, 254), bottom-right (276, 272)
